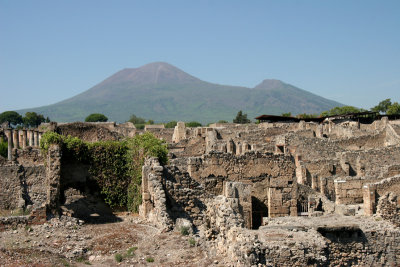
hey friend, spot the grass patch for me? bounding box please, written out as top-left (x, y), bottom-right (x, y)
top-left (146, 257), bottom-right (154, 262)
top-left (188, 237), bottom-right (196, 247)
top-left (180, 226), bottom-right (190, 236)
top-left (126, 246), bottom-right (138, 256)
top-left (115, 253), bottom-right (123, 262)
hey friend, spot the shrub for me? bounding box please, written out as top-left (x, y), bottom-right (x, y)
top-left (188, 237), bottom-right (196, 247)
top-left (115, 253), bottom-right (123, 262)
top-left (164, 121), bottom-right (177, 128)
top-left (185, 121), bottom-right (202, 127)
top-left (40, 131), bottom-right (168, 211)
top-left (126, 246), bottom-right (138, 256)
top-left (180, 226), bottom-right (190, 236)
top-left (146, 257), bottom-right (154, 262)
top-left (85, 113), bottom-right (108, 122)
top-left (0, 138), bottom-right (7, 158)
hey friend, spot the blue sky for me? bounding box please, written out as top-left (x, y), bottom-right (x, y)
top-left (0, 0), bottom-right (399, 112)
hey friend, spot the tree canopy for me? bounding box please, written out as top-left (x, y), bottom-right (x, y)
top-left (387, 102), bottom-right (400, 115)
top-left (0, 111), bottom-right (23, 127)
top-left (164, 121), bottom-right (177, 128)
top-left (185, 121), bottom-right (202, 127)
top-left (23, 112), bottom-right (49, 127)
top-left (85, 113), bottom-right (108, 122)
top-left (371, 99), bottom-right (392, 114)
top-left (233, 110), bottom-right (251, 124)
top-left (320, 106), bottom-right (365, 117)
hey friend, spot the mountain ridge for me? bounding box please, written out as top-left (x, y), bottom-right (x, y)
top-left (17, 62), bottom-right (343, 123)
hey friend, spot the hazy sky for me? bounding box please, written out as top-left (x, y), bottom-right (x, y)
top-left (1, 0), bottom-right (399, 112)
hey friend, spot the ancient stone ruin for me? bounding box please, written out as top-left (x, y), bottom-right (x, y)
top-left (1, 117), bottom-right (400, 266)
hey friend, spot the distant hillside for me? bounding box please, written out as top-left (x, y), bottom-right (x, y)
top-left (18, 62), bottom-right (343, 123)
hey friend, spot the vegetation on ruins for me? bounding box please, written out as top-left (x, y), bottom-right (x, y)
top-left (164, 120), bottom-right (178, 128)
top-left (233, 110), bottom-right (251, 124)
top-left (281, 112), bottom-right (292, 117)
top-left (297, 113), bottom-right (318, 119)
top-left (0, 138), bottom-right (7, 158)
top-left (84, 113), bottom-right (108, 122)
top-left (128, 114), bottom-right (154, 129)
top-left (185, 121), bottom-right (202, 127)
top-left (40, 131), bottom-right (168, 211)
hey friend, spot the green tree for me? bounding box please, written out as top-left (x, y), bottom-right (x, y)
top-left (185, 121), bottom-right (202, 127)
top-left (281, 112), bottom-right (292, 117)
top-left (233, 110), bottom-right (251, 124)
top-left (320, 106), bottom-right (365, 117)
top-left (387, 102), bottom-right (400, 115)
top-left (164, 121), bottom-right (177, 128)
top-left (23, 112), bottom-right (47, 128)
top-left (128, 114), bottom-right (146, 124)
top-left (217, 120), bottom-right (228, 123)
top-left (0, 111), bottom-right (23, 127)
top-left (371, 99), bottom-right (392, 114)
top-left (297, 113), bottom-right (318, 119)
top-left (85, 113), bottom-right (108, 122)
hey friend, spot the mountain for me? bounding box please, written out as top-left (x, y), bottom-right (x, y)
top-left (17, 62), bottom-right (343, 123)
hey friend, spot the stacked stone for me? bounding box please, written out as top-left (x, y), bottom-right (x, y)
top-left (376, 192), bottom-right (400, 227)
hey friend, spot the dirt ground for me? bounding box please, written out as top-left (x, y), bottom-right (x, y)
top-left (0, 214), bottom-right (222, 267)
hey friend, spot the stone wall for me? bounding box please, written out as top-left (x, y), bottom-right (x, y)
top-left (334, 176), bottom-right (379, 205)
top-left (376, 192), bottom-right (400, 227)
top-left (363, 175), bottom-right (400, 216)
top-left (0, 164), bottom-right (46, 210)
top-left (55, 122), bottom-right (136, 142)
top-left (139, 158), bottom-right (173, 231)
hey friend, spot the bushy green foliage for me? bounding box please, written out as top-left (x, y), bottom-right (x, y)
top-left (0, 138), bottom-right (7, 158)
top-left (185, 121), bottom-right (202, 127)
top-left (233, 110), bottom-right (251, 124)
top-left (114, 253), bottom-right (123, 262)
top-left (146, 257), bottom-right (154, 263)
top-left (281, 112), bottom-right (292, 117)
top-left (320, 106), bottom-right (365, 117)
top-left (85, 113), bottom-right (108, 122)
top-left (297, 113), bottom-right (318, 119)
top-left (164, 120), bottom-right (177, 128)
top-left (128, 114), bottom-right (146, 124)
top-left (0, 111), bottom-right (23, 127)
top-left (40, 131), bottom-right (168, 211)
top-left (371, 99), bottom-right (400, 115)
top-left (371, 99), bottom-right (392, 114)
top-left (23, 112), bottom-right (48, 127)
top-left (217, 120), bottom-right (228, 123)
top-left (188, 237), bottom-right (196, 247)
top-left (126, 132), bottom-right (168, 212)
top-left (180, 226), bottom-right (190, 236)
top-left (387, 102), bottom-right (400, 115)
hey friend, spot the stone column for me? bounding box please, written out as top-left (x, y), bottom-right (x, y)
top-left (33, 131), bottom-right (39, 147)
top-left (13, 130), bottom-right (19, 149)
top-left (38, 132), bottom-right (42, 146)
top-left (22, 130), bottom-right (27, 149)
top-left (6, 129), bottom-right (13, 161)
top-left (363, 184), bottom-right (376, 216)
top-left (46, 144), bottom-right (62, 215)
top-left (28, 130), bottom-right (34, 146)
top-left (18, 130), bottom-right (24, 148)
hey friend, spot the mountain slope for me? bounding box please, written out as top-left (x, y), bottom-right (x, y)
top-left (18, 62), bottom-right (343, 123)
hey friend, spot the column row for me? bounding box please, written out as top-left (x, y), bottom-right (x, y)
top-left (4, 129), bottom-right (42, 160)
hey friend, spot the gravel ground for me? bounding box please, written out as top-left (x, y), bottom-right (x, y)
top-left (0, 214), bottom-right (222, 267)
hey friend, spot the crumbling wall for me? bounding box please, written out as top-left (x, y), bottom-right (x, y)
top-left (139, 158), bottom-right (173, 230)
top-left (55, 122), bottom-right (135, 142)
top-left (376, 192), bottom-right (400, 227)
top-left (334, 176), bottom-right (379, 205)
